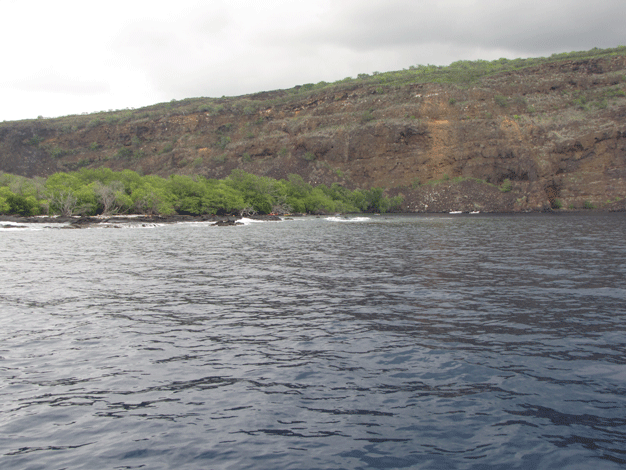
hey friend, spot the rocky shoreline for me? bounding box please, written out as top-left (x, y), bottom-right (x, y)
top-left (0, 213), bottom-right (284, 229)
top-left (2, 208), bottom-right (624, 231)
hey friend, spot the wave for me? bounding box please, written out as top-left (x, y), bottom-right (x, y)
top-left (0, 221), bottom-right (70, 231)
top-left (325, 216), bottom-right (372, 223)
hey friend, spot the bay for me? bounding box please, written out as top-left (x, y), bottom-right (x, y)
top-left (1, 213), bottom-right (625, 469)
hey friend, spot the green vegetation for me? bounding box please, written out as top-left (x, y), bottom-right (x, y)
top-left (213, 154), bottom-right (227, 164)
top-left (360, 110), bottom-right (375, 123)
top-left (160, 143), bottom-right (174, 154)
top-left (48, 146), bottom-right (67, 159)
top-left (0, 168), bottom-right (403, 217)
top-left (216, 135), bottom-right (231, 150)
top-left (27, 135), bottom-right (44, 147)
top-left (116, 147), bottom-right (133, 160)
top-left (494, 95), bottom-right (508, 108)
top-left (571, 93), bottom-right (590, 110)
top-left (500, 178), bottom-right (512, 192)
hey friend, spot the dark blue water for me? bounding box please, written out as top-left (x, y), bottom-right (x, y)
top-left (1, 213), bottom-right (625, 469)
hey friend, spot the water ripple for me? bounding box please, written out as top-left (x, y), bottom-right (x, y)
top-left (1, 213), bottom-right (625, 469)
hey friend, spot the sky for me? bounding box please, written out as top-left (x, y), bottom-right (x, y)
top-left (1, 0), bottom-right (624, 122)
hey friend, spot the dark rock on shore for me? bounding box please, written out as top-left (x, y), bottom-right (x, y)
top-left (0, 214), bottom-right (260, 227)
top-left (215, 218), bottom-right (242, 226)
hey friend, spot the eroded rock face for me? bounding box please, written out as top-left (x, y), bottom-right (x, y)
top-left (1, 55), bottom-right (625, 212)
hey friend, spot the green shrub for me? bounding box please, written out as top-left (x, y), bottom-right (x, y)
top-left (242, 153), bottom-right (252, 163)
top-left (552, 198), bottom-right (563, 209)
top-left (248, 194), bottom-right (272, 214)
top-left (160, 143), bottom-right (174, 154)
top-left (27, 135), bottom-right (44, 147)
top-left (361, 110), bottom-right (375, 123)
top-left (303, 151), bottom-right (316, 161)
top-left (494, 95), bottom-right (508, 107)
top-left (500, 178), bottom-right (512, 192)
top-left (0, 188), bottom-right (41, 215)
top-left (604, 87), bottom-right (625, 98)
top-left (49, 146), bottom-right (66, 159)
top-left (583, 200), bottom-right (595, 209)
top-left (116, 147), bottom-right (133, 160)
top-left (217, 135), bottom-right (231, 150)
top-left (0, 196), bottom-right (9, 213)
top-left (197, 104), bottom-right (214, 113)
top-left (571, 94), bottom-right (589, 110)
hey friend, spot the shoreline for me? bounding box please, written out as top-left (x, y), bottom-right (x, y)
top-left (1, 209), bottom-right (623, 229)
top-left (0, 213), bottom-right (284, 228)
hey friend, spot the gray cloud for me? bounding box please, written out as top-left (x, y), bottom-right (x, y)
top-left (282, 0), bottom-right (626, 57)
top-left (2, 0), bottom-right (624, 121)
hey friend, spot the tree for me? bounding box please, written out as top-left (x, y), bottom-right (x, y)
top-left (49, 190), bottom-right (78, 216)
top-left (94, 181), bottom-right (125, 214)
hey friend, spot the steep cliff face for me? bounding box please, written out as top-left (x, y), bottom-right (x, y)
top-left (1, 53), bottom-right (625, 212)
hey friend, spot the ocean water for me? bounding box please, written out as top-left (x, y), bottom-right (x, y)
top-left (1, 213), bottom-right (625, 469)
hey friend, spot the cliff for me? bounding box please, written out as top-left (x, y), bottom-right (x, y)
top-left (1, 48), bottom-right (625, 212)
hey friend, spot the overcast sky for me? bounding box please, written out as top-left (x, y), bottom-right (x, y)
top-left (2, 0), bottom-right (624, 122)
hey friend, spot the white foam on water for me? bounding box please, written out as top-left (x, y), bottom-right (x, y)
top-left (325, 216), bottom-right (372, 223)
top-left (175, 221), bottom-right (217, 226)
top-left (0, 221), bottom-right (70, 231)
top-left (238, 217), bottom-right (271, 225)
top-left (96, 222), bottom-right (165, 229)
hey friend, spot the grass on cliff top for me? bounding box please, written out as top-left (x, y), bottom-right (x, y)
top-left (4, 45), bottom-right (625, 130)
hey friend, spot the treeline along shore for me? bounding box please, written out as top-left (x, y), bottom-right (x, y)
top-left (0, 167), bottom-right (402, 219)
